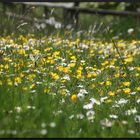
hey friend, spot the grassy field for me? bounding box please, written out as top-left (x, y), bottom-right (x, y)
top-left (0, 5), bottom-right (140, 138)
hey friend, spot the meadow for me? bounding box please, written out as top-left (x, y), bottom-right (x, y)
top-left (0, 4), bottom-right (140, 137)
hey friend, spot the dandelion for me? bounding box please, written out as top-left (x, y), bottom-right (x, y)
top-left (70, 56), bottom-right (77, 61)
top-left (4, 64), bottom-right (9, 70)
top-left (123, 88), bottom-right (131, 94)
top-left (18, 49), bottom-right (25, 55)
top-left (99, 82), bottom-right (104, 86)
top-left (106, 80), bottom-right (111, 86)
top-left (14, 77), bottom-right (21, 84)
top-left (124, 57), bottom-right (133, 63)
top-left (63, 67), bottom-right (71, 74)
top-left (71, 94), bottom-right (78, 103)
top-left (69, 62), bottom-right (76, 68)
top-left (108, 91), bottom-right (115, 96)
top-left (50, 72), bottom-right (59, 80)
top-left (122, 82), bottom-right (131, 86)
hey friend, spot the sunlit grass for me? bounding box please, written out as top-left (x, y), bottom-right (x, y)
top-left (0, 33), bottom-right (140, 137)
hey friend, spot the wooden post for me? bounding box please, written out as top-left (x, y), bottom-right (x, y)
top-left (22, 4), bottom-right (26, 14)
top-left (71, 2), bottom-right (79, 27)
top-left (63, 2), bottom-right (79, 27)
top-left (44, 7), bottom-right (50, 18)
top-left (63, 7), bottom-right (71, 26)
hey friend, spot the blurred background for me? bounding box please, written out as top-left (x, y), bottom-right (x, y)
top-left (0, 2), bottom-right (140, 40)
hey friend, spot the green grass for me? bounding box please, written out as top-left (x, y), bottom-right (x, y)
top-left (0, 5), bottom-right (140, 138)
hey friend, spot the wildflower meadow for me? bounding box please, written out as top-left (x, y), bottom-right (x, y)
top-left (0, 2), bottom-right (140, 138)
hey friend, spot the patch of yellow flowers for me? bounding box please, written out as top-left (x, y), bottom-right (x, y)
top-left (0, 35), bottom-right (139, 104)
